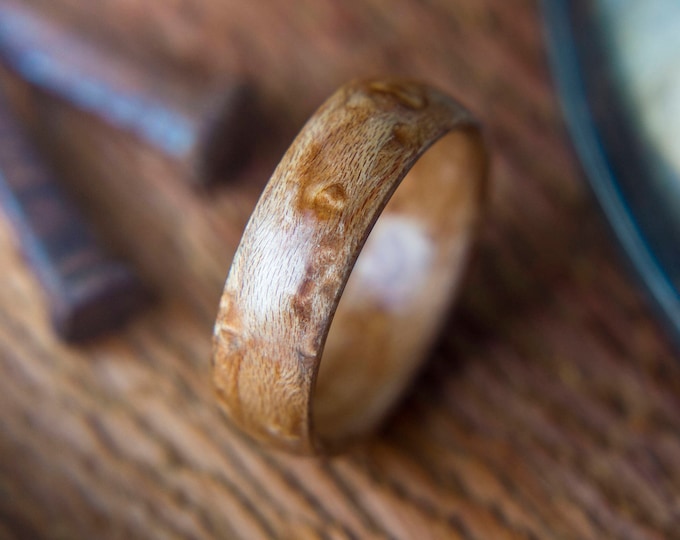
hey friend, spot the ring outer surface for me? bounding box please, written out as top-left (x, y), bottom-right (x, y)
top-left (212, 79), bottom-right (486, 454)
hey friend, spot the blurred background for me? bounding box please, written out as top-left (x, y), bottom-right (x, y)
top-left (0, 0), bottom-right (678, 538)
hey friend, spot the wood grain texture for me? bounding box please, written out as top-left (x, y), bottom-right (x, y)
top-left (213, 79), bottom-right (486, 454)
top-left (0, 0), bottom-right (679, 539)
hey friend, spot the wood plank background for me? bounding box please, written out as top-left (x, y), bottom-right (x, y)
top-left (1, 0), bottom-right (679, 538)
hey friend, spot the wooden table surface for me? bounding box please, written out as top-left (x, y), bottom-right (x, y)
top-left (1, 1), bottom-right (679, 538)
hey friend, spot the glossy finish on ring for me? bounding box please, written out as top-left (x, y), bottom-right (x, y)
top-left (212, 79), bottom-right (487, 454)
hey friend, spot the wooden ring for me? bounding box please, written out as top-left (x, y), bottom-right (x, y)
top-left (212, 79), bottom-right (487, 454)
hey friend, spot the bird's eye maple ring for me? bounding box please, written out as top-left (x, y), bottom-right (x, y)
top-left (212, 79), bottom-right (487, 454)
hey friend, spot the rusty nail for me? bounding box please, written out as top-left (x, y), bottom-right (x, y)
top-left (0, 1), bottom-right (257, 186)
top-left (0, 89), bottom-right (146, 341)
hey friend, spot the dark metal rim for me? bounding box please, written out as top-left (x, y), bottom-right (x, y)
top-left (541, 0), bottom-right (680, 344)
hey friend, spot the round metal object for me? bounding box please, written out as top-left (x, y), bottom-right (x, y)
top-left (543, 0), bottom-right (680, 344)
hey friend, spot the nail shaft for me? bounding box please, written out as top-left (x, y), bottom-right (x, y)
top-left (0, 89), bottom-right (145, 341)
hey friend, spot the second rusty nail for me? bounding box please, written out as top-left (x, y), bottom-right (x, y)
top-left (0, 1), bottom-right (258, 186)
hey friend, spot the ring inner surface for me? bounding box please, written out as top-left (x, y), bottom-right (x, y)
top-left (313, 130), bottom-right (484, 446)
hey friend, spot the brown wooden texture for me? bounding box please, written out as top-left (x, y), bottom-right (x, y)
top-left (0, 1), bottom-right (679, 539)
top-left (213, 79), bottom-right (486, 454)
